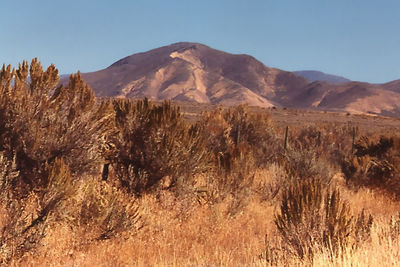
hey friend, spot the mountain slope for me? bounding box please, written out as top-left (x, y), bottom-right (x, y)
top-left (382, 79), bottom-right (400, 93)
top-left (294, 70), bottom-right (351, 84)
top-left (289, 81), bottom-right (400, 116)
top-left (61, 42), bottom-right (400, 117)
top-left (74, 42), bottom-right (308, 107)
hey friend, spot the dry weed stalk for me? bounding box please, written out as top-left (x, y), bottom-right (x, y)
top-left (0, 157), bottom-right (74, 264)
top-left (274, 177), bottom-right (373, 262)
top-left (76, 177), bottom-right (142, 241)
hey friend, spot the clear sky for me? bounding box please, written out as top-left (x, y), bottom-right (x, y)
top-left (1, 0), bottom-right (399, 83)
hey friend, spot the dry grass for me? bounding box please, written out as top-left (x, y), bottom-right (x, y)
top-left (6, 169), bottom-right (398, 266)
top-left (18, 182), bottom-right (273, 266)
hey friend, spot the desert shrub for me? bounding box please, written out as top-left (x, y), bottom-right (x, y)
top-left (275, 124), bottom-right (357, 191)
top-left (111, 98), bottom-right (211, 194)
top-left (192, 106), bottom-right (277, 207)
top-left (342, 136), bottom-right (400, 195)
top-left (278, 148), bottom-right (333, 186)
top-left (0, 59), bottom-right (114, 189)
top-left (0, 193), bottom-right (45, 264)
top-left (252, 163), bottom-right (285, 203)
top-left (36, 158), bottom-right (76, 221)
top-left (209, 143), bottom-right (256, 210)
top-left (195, 105), bottom-right (278, 203)
top-left (353, 136), bottom-right (393, 157)
top-left (293, 124), bottom-right (354, 151)
top-left (199, 105), bottom-right (278, 167)
top-left (0, 157), bottom-right (74, 264)
top-left (273, 177), bottom-right (372, 262)
top-left (293, 126), bottom-right (324, 151)
top-left (290, 124), bottom-right (355, 166)
top-left (75, 178), bottom-right (142, 241)
top-left (0, 152), bottom-right (25, 263)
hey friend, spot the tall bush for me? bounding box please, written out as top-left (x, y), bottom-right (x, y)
top-left (111, 98), bottom-right (211, 193)
top-left (0, 59), bottom-right (114, 189)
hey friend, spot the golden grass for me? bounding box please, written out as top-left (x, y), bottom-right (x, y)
top-left (9, 170), bottom-right (399, 266)
top-left (21, 192), bottom-right (270, 266)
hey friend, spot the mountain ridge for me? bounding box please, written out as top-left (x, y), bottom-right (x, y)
top-left (61, 42), bottom-right (400, 117)
top-left (73, 42), bottom-right (308, 108)
top-left (293, 70), bottom-right (351, 84)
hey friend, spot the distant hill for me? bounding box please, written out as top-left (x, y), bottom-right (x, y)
top-left (382, 79), bottom-right (400, 93)
top-left (60, 42), bottom-right (400, 117)
top-left (289, 81), bottom-right (400, 116)
top-left (63, 42), bottom-right (307, 108)
top-left (293, 70), bottom-right (351, 84)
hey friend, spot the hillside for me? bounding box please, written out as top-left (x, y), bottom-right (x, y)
top-left (293, 70), bottom-right (350, 84)
top-left (70, 42), bottom-right (308, 108)
top-left (61, 42), bottom-right (400, 117)
top-left (290, 81), bottom-right (400, 116)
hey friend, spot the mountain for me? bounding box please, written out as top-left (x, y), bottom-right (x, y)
top-left (61, 42), bottom-right (400, 117)
top-left (382, 79), bottom-right (400, 93)
top-left (289, 81), bottom-right (400, 116)
top-left (69, 42), bottom-right (308, 108)
top-left (293, 70), bottom-right (351, 84)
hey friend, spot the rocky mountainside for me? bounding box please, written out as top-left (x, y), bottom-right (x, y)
top-left (62, 42), bottom-right (400, 116)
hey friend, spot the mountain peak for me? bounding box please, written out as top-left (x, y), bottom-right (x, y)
top-left (108, 42), bottom-right (208, 69)
top-left (79, 42), bottom-right (307, 107)
top-left (62, 43), bottom-right (400, 117)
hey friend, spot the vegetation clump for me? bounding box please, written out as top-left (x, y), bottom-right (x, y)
top-left (0, 59), bottom-right (113, 190)
top-left (342, 136), bottom-right (400, 196)
top-left (197, 106), bottom-right (278, 204)
top-left (0, 157), bottom-right (74, 264)
top-left (76, 177), bottom-right (142, 241)
top-left (111, 98), bottom-right (211, 193)
top-left (273, 177), bottom-right (373, 262)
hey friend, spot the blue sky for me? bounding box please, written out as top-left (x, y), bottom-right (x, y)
top-left (1, 0), bottom-right (399, 83)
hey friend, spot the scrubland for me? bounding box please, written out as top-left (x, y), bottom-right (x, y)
top-left (1, 60), bottom-right (400, 266)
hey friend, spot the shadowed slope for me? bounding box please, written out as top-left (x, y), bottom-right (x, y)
top-left (294, 70), bottom-right (351, 84)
